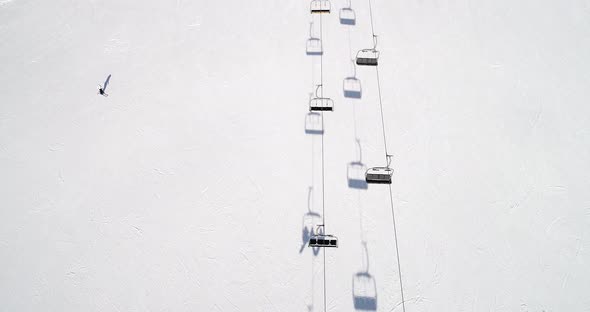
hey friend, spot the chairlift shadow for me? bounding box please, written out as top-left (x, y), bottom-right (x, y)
top-left (306, 22), bottom-right (323, 56)
top-left (348, 161), bottom-right (368, 190)
top-left (300, 187), bottom-right (321, 256)
top-left (347, 139), bottom-right (368, 189)
top-left (352, 242), bottom-right (377, 311)
top-left (343, 60), bottom-right (362, 99)
top-left (339, 0), bottom-right (356, 25)
top-left (305, 111), bottom-right (324, 135)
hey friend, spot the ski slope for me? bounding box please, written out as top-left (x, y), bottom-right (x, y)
top-left (1, 0), bottom-right (590, 311)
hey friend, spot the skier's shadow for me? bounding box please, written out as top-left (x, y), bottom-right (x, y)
top-left (102, 74), bottom-right (112, 91)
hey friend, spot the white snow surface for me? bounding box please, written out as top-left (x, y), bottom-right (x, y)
top-left (1, 0), bottom-right (590, 311)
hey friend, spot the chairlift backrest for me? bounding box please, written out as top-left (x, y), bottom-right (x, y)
top-left (310, 0), bottom-right (331, 13)
top-left (309, 98), bottom-right (334, 111)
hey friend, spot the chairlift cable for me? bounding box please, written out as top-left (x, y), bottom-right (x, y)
top-left (319, 13), bottom-right (328, 312)
top-left (366, 0), bottom-right (407, 311)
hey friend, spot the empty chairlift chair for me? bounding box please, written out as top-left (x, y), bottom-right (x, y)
top-left (365, 155), bottom-right (393, 184)
top-left (310, 0), bottom-right (331, 13)
top-left (306, 22), bottom-right (323, 56)
top-left (339, 0), bottom-right (356, 25)
top-left (309, 85), bottom-right (334, 112)
top-left (308, 225), bottom-right (338, 248)
top-left (356, 35), bottom-right (380, 66)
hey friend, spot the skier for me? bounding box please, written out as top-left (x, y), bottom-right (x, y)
top-left (97, 85), bottom-right (108, 97)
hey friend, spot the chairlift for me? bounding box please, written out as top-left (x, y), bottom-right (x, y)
top-left (339, 0), bottom-right (356, 25)
top-left (356, 35), bottom-right (380, 66)
top-left (308, 225), bottom-right (338, 248)
top-left (305, 112), bottom-right (324, 135)
top-left (310, 0), bottom-right (331, 13)
top-left (352, 272), bottom-right (378, 310)
top-left (309, 85), bottom-right (334, 112)
top-left (366, 155), bottom-right (393, 184)
top-left (343, 60), bottom-right (362, 99)
top-left (306, 22), bottom-right (323, 56)
top-left (348, 161), bottom-right (368, 189)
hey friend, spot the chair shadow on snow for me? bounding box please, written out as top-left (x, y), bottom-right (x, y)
top-left (343, 60), bottom-right (362, 99)
top-left (352, 242), bottom-right (378, 311)
top-left (339, 0), bottom-right (356, 25)
top-left (347, 139), bottom-right (368, 190)
top-left (299, 187), bottom-right (321, 256)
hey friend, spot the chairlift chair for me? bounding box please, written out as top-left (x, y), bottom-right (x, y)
top-left (339, 0), bottom-right (356, 25)
top-left (356, 36), bottom-right (380, 66)
top-left (352, 272), bottom-right (378, 310)
top-left (366, 155), bottom-right (393, 184)
top-left (347, 161), bottom-right (368, 189)
top-left (309, 234), bottom-right (338, 248)
top-left (308, 225), bottom-right (338, 248)
top-left (310, 0), bottom-right (331, 13)
top-left (304, 112), bottom-right (324, 135)
top-left (309, 85), bottom-right (334, 112)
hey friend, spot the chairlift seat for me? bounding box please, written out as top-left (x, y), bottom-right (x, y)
top-left (309, 234), bottom-right (338, 248)
top-left (309, 97), bottom-right (334, 112)
top-left (356, 57), bottom-right (378, 66)
top-left (356, 49), bottom-right (379, 66)
top-left (310, 0), bottom-right (331, 13)
top-left (365, 167), bottom-right (393, 184)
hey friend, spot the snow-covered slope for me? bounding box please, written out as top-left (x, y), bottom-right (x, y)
top-left (1, 0), bottom-right (589, 311)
